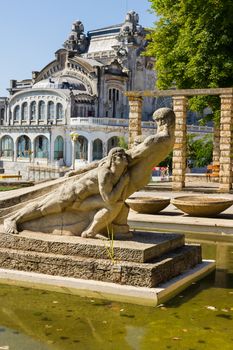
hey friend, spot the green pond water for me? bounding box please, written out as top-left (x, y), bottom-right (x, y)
top-left (0, 240), bottom-right (232, 350)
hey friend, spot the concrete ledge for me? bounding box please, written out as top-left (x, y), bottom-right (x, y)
top-left (0, 260), bottom-right (215, 306)
top-left (129, 212), bottom-right (233, 242)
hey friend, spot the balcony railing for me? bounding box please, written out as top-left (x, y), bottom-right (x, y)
top-left (70, 117), bottom-right (213, 133)
top-left (70, 117), bottom-right (129, 127)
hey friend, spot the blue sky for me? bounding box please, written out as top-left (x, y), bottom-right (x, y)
top-left (0, 0), bottom-right (155, 96)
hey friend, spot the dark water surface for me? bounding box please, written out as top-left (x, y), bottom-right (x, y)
top-left (0, 240), bottom-right (232, 350)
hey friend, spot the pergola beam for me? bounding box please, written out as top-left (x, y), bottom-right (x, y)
top-left (126, 88), bottom-right (233, 98)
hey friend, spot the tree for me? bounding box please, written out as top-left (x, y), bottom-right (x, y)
top-left (187, 133), bottom-right (213, 168)
top-left (117, 136), bottom-right (128, 150)
top-left (146, 0), bottom-right (233, 119)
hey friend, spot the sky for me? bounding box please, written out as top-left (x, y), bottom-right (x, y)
top-left (0, 0), bottom-right (155, 96)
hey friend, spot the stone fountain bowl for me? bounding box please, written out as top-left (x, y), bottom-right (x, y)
top-left (171, 196), bottom-right (233, 217)
top-left (126, 197), bottom-right (170, 214)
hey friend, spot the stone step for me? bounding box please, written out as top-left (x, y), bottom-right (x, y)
top-left (0, 244), bottom-right (201, 288)
top-left (0, 231), bottom-right (185, 263)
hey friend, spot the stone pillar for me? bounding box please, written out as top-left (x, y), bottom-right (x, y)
top-left (128, 96), bottom-right (143, 148)
top-left (31, 138), bottom-right (35, 163)
top-left (219, 94), bottom-right (233, 192)
top-left (172, 96), bottom-right (188, 191)
top-left (13, 139), bottom-right (17, 162)
top-left (88, 140), bottom-right (93, 163)
top-left (213, 123), bottom-right (220, 166)
top-left (71, 140), bottom-right (76, 169)
top-left (103, 142), bottom-right (108, 157)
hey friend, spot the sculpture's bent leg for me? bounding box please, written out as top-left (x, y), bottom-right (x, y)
top-left (81, 202), bottom-right (124, 238)
top-left (112, 202), bottom-right (130, 235)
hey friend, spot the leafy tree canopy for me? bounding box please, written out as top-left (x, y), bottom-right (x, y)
top-left (146, 0), bottom-right (233, 119)
top-left (187, 133), bottom-right (213, 167)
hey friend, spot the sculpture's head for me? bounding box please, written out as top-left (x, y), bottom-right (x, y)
top-left (153, 108), bottom-right (175, 134)
top-left (108, 147), bottom-right (129, 169)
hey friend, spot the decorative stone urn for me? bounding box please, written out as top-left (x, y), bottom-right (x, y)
top-left (126, 197), bottom-right (170, 214)
top-left (171, 196), bottom-right (233, 217)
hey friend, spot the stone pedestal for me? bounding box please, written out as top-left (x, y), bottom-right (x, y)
top-left (128, 97), bottom-right (143, 148)
top-left (172, 96), bottom-right (188, 191)
top-left (219, 94), bottom-right (233, 192)
top-left (0, 230), bottom-right (201, 288)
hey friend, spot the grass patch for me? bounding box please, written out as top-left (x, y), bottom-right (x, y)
top-left (0, 186), bottom-right (22, 191)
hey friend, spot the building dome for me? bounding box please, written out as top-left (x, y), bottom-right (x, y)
top-left (33, 76), bottom-right (87, 91)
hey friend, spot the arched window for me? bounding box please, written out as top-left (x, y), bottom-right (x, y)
top-left (14, 105), bottom-right (20, 121)
top-left (75, 136), bottom-right (88, 160)
top-left (30, 101), bottom-right (36, 120)
top-left (54, 136), bottom-right (64, 160)
top-left (0, 109), bottom-right (4, 125)
top-left (56, 103), bottom-right (64, 119)
top-left (107, 136), bottom-right (118, 153)
top-left (35, 135), bottom-right (49, 158)
top-left (48, 101), bottom-right (54, 119)
top-left (1, 135), bottom-right (13, 157)
top-left (38, 101), bottom-right (45, 120)
top-left (93, 139), bottom-right (103, 160)
top-left (17, 135), bottom-right (31, 158)
top-left (22, 102), bottom-right (28, 121)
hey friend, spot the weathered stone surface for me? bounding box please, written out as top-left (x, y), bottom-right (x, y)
top-left (0, 230), bottom-right (184, 263)
top-left (0, 243), bottom-right (201, 288)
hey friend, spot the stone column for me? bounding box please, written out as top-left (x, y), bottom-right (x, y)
top-left (31, 138), bottom-right (35, 163)
top-left (172, 96), bottom-right (188, 191)
top-left (128, 96), bottom-right (143, 148)
top-left (88, 140), bottom-right (93, 163)
top-left (71, 140), bottom-right (76, 169)
top-left (219, 94), bottom-right (233, 192)
top-left (13, 139), bottom-right (17, 162)
top-left (213, 123), bottom-right (220, 166)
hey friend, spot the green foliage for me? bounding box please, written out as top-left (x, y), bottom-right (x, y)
top-left (117, 136), bottom-right (128, 150)
top-left (187, 133), bottom-right (213, 167)
top-left (146, 0), bottom-right (233, 119)
top-left (158, 151), bottom-right (173, 168)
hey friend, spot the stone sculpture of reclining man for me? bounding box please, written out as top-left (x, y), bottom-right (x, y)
top-left (4, 147), bottom-right (131, 238)
top-left (4, 107), bottom-right (175, 239)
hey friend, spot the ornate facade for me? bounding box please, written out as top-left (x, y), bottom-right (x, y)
top-left (0, 11), bottom-right (157, 179)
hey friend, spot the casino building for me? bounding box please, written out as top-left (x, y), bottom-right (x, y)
top-left (0, 11), bottom-right (162, 179)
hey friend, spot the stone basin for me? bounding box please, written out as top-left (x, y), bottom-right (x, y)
top-left (126, 197), bottom-right (170, 214)
top-left (171, 196), bottom-right (233, 217)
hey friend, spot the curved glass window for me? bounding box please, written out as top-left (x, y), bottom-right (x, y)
top-left (54, 136), bottom-right (64, 160)
top-left (22, 102), bottom-right (28, 121)
top-left (1, 135), bottom-right (13, 157)
top-left (93, 139), bottom-right (103, 160)
top-left (107, 136), bottom-right (118, 153)
top-left (56, 103), bottom-right (64, 119)
top-left (30, 101), bottom-right (36, 120)
top-left (75, 136), bottom-right (88, 160)
top-left (38, 101), bottom-right (45, 120)
top-left (14, 105), bottom-right (20, 121)
top-left (17, 135), bottom-right (31, 158)
top-left (35, 135), bottom-right (49, 158)
top-left (48, 101), bottom-right (54, 119)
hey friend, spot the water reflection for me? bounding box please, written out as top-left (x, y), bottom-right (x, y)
top-left (194, 240), bottom-right (233, 289)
